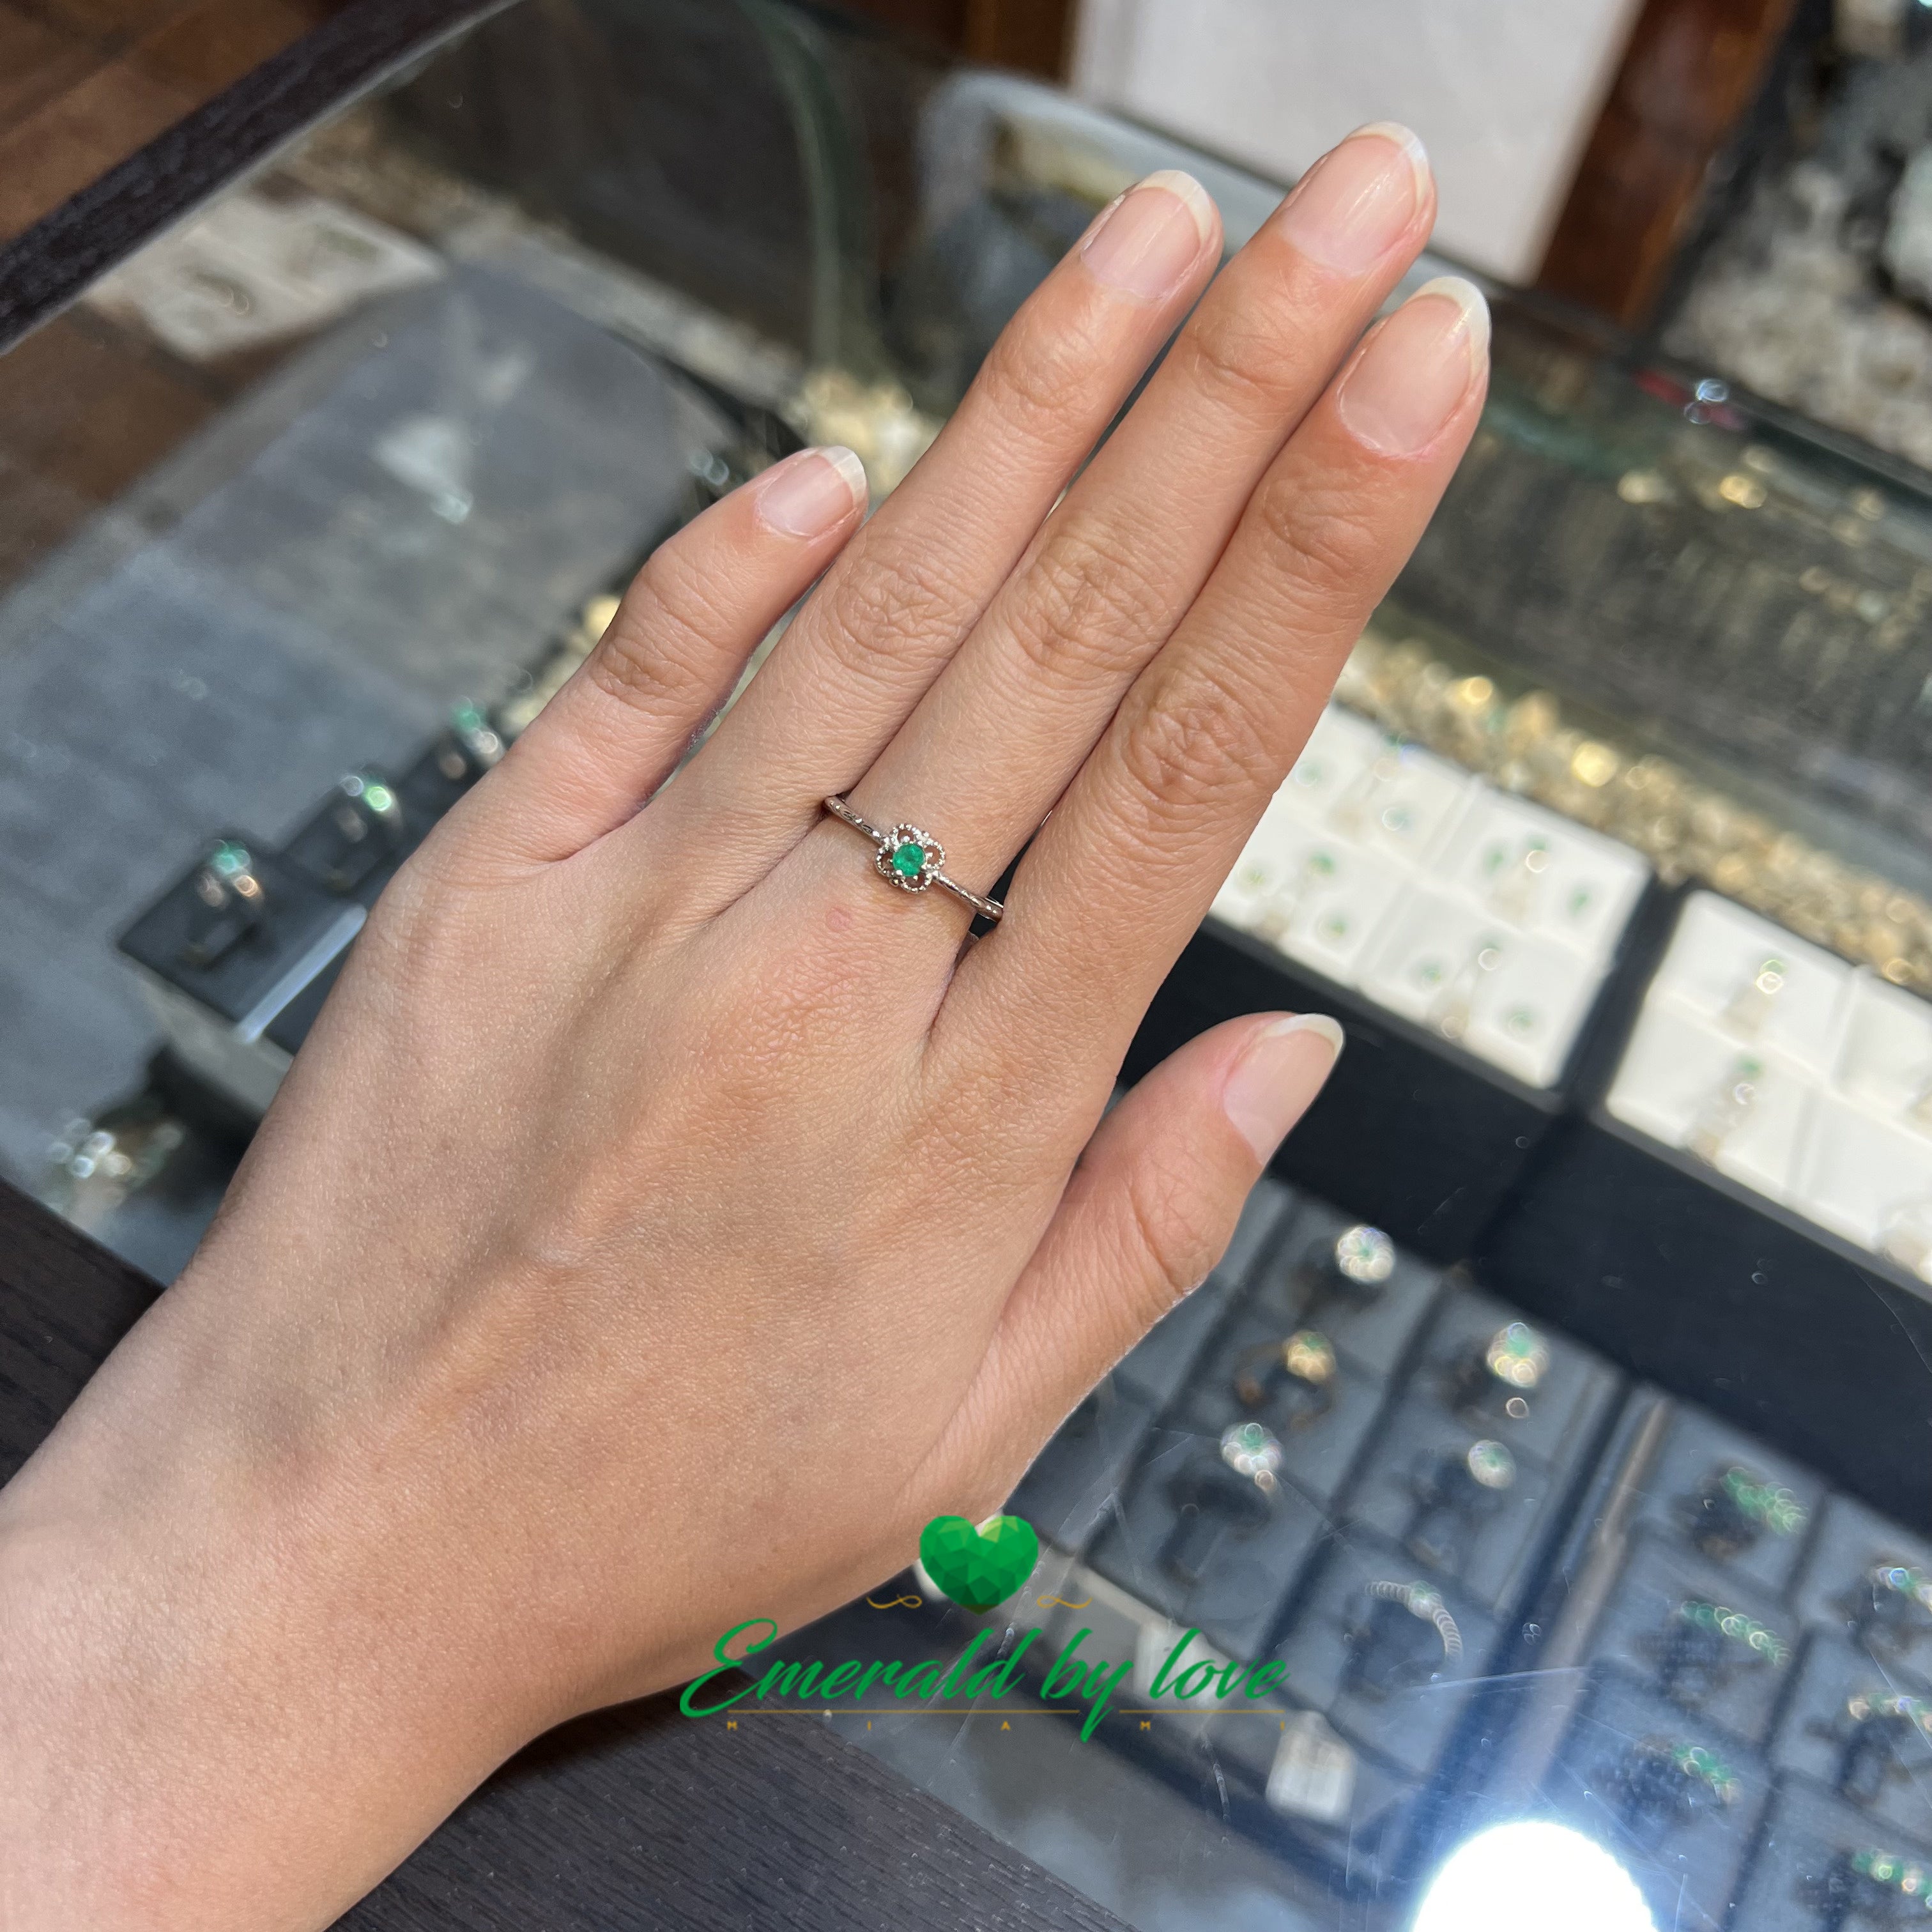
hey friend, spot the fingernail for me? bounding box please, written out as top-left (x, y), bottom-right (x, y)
top-left (1335, 276), bottom-right (1489, 456)
top-left (1223, 1014), bottom-right (1345, 1162)
top-left (1082, 170), bottom-right (1217, 302)
top-left (755, 445), bottom-right (869, 536)
top-left (1276, 123), bottom-right (1430, 274)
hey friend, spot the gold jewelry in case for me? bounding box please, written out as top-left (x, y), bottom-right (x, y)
top-left (1337, 630), bottom-right (1932, 998)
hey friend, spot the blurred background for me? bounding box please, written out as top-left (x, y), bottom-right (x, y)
top-left (10, 8), bottom-right (1932, 1932)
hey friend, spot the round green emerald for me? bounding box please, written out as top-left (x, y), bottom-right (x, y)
top-left (891, 840), bottom-right (926, 879)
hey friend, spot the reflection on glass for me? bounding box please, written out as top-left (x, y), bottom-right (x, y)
top-left (1411, 1820), bottom-right (1657, 1932)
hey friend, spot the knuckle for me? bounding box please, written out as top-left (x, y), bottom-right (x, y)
top-left (1252, 470), bottom-right (1383, 599)
top-left (977, 316), bottom-right (1098, 437)
top-left (1114, 664), bottom-right (1273, 832)
top-left (1177, 294), bottom-right (1308, 415)
top-left (585, 558), bottom-right (719, 719)
top-left (807, 538), bottom-right (970, 698)
top-left (1123, 1151), bottom-right (1225, 1310)
top-left (1004, 516), bottom-right (1166, 684)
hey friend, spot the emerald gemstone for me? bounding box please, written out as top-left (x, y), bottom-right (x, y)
top-left (891, 840), bottom-right (925, 879)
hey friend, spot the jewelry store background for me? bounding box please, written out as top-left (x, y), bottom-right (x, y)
top-left (6, 1), bottom-right (1932, 1928)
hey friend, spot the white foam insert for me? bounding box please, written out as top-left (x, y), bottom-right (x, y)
top-left (1607, 1000), bottom-right (1811, 1202)
top-left (1647, 894), bottom-right (1851, 1076)
top-left (1215, 705), bottom-right (1652, 1091)
top-left (1436, 789), bottom-right (1652, 959)
top-left (1358, 893), bottom-right (1601, 1089)
top-left (1837, 976), bottom-right (1932, 1122)
top-left (1792, 1098), bottom-right (1932, 1271)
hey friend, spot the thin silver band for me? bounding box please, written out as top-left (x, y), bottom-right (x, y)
top-left (822, 795), bottom-right (1004, 924)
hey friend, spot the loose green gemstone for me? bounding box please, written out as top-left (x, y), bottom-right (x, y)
top-left (891, 840), bottom-right (925, 879)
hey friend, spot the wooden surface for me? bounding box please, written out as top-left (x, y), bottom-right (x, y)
top-left (0, 0), bottom-right (361, 245)
top-left (0, 0), bottom-right (515, 355)
top-left (822, 0), bottom-right (1074, 79)
top-left (0, 1177), bottom-right (1130, 1930)
top-left (1537, 0), bottom-right (1801, 328)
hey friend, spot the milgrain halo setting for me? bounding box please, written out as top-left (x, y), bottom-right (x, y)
top-left (822, 795), bottom-right (1005, 924)
top-left (877, 822), bottom-right (944, 892)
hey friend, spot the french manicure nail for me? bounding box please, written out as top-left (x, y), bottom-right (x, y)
top-left (1276, 123), bottom-right (1430, 275)
top-left (1082, 169), bottom-right (1218, 302)
top-left (756, 445), bottom-right (869, 536)
top-left (1223, 1014), bottom-right (1346, 1162)
top-left (1335, 275), bottom-right (1489, 456)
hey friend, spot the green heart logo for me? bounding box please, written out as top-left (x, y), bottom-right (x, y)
top-left (919, 1514), bottom-right (1040, 1613)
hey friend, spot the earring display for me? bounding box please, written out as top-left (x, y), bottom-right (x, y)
top-left (1885, 1200), bottom-right (1932, 1278)
top-left (1608, 891), bottom-right (1932, 1276)
top-left (1839, 975), bottom-right (1932, 1132)
top-left (1335, 631), bottom-right (1932, 999)
top-left (1581, 1533), bottom-right (1795, 1750)
top-left (1722, 954), bottom-right (1789, 1040)
top-left (1230, 1330), bottom-right (1337, 1425)
top-left (1770, 1634), bottom-right (1932, 1843)
top-left (1623, 1409), bottom-right (1825, 1595)
top-left (1542, 1673), bottom-right (1766, 1928)
top-left (1243, 1203), bottom-right (1441, 1383)
top-left (1731, 1784), bottom-right (1932, 1932)
top-left (1361, 894), bottom-right (1611, 1087)
top-left (1685, 1053), bottom-right (1768, 1167)
top-left (1796, 1498), bottom-right (1932, 1672)
top-left (1214, 702), bottom-right (1651, 1090)
top-left (1399, 1438), bottom-right (1516, 1575)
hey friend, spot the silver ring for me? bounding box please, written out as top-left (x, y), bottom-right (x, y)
top-left (822, 796), bottom-right (1004, 924)
top-left (1367, 1579), bottom-right (1463, 1661)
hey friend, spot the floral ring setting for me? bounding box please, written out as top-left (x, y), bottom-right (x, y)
top-left (822, 795), bottom-right (1004, 924)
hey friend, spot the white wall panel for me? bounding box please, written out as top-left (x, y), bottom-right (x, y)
top-left (1071, 0), bottom-right (1644, 284)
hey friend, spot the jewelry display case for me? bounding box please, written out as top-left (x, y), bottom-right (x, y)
top-left (4, 3), bottom-right (1932, 1928)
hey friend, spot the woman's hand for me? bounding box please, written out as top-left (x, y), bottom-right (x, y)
top-left (0, 126), bottom-right (1483, 1930)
